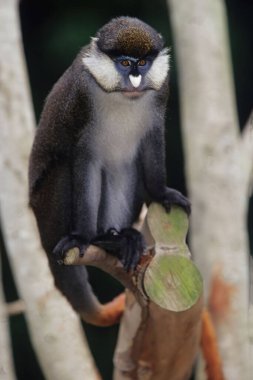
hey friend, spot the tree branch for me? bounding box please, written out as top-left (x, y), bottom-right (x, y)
top-left (0, 1), bottom-right (100, 379)
top-left (250, 256), bottom-right (253, 375)
top-left (6, 300), bottom-right (25, 316)
top-left (241, 110), bottom-right (253, 195)
top-left (167, 0), bottom-right (250, 379)
top-left (65, 204), bottom-right (204, 380)
top-left (0, 250), bottom-right (16, 380)
top-left (65, 205), bottom-right (203, 312)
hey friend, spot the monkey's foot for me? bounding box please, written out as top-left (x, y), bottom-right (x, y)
top-left (53, 234), bottom-right (88, 264)
top-left (161, 187), bottom-right (191, 215)
top-left (91, 228), bottom-right (146, 272)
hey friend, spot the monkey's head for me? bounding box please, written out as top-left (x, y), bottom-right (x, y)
top-left (82, 17), bottom-right (170, 97)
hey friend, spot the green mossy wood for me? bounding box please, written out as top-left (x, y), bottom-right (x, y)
top-left (64, 203), bottom-right (203, 313)
top-left (143, 204), bottom-right (203, 312)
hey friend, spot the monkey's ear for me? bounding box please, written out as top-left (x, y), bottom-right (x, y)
top-left (90, 36), bottom-right (99, 43)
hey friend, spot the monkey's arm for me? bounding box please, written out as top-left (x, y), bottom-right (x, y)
top-left (140, 126), bottom-right (191, 214)
top-left (53, 150), bottom-right (102, 258)
top-left (29, 67), bottom-right (81, 197)
top-left (29, 63), bottom-right (93, 257)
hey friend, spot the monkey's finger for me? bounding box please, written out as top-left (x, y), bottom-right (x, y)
top-left (53, 235), bottom-right (88, 263)
top-left (163, 189), bottom-right (191, 215)
top-left (120, 228), bottom-right (146, 272)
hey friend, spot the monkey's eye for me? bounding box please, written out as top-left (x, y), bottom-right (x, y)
top-left (138, 59), bottom-right (146, 66)
top-left (121, 60), bottom-right (131, 67)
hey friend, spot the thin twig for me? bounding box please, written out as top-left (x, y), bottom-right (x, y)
top-left (6, 300), bottom-right (25, 316)
top-left (241, 110), bottom-right (253, 195)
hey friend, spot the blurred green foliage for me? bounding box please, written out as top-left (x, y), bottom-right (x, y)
top-left (2, 0), bottom-right (252, 379)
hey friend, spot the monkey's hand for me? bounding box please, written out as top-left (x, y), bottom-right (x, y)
top-left (92, 228), bottom-right (146, 272)
top-left (160, 187), bottom-right (191, 215)
top-left (53, 234), bottom-right (88, 264)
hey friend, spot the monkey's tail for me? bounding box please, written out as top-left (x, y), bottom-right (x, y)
top-left (200, 308), bottom-right (225, 380)
top-left (49, 261), bottom-right (125, 327)
top-left (80, 293), bottom-right (125, 327)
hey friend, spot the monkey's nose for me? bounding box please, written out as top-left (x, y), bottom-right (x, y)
top-left (129, 74), bottom-right (142, 88)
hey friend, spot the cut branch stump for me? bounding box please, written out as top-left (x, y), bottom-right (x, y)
top-left (65, 204), bottom-right (203, 380)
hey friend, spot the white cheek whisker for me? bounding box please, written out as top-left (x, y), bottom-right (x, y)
top-left (82, 41), bottom-right (120, 91)
top-left (146, 48), bottom-right (170, 90)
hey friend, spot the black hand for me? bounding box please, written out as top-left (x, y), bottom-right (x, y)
top-left (92, 228), bottom-right (146, 272)
top-left (53, 233), bottom-right (88, 264)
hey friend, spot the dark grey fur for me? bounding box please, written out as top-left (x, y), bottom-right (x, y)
top-left (29, 17), bottom-right (190, 320)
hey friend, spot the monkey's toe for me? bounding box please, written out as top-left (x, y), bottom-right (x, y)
top-left (53, 234), bottom-right (88, 264)
top-left (92, 228), bottom-right (146, 272)
top-left (162, 188), bottom-right (191, 215)
top-left (119, 228), bottom-right (145, 272)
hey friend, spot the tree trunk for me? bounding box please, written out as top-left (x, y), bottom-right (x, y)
top-left (0, 1), bottom-right (99, 379)
top-left (167, 0), bottom-right (251, 379)
top-left (66, 205), bottom-right (203, 380)
top-left (0, 250), bottom-right (16, 380)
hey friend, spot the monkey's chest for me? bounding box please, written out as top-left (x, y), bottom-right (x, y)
top-left (93, 95), bottom-right (152, 166)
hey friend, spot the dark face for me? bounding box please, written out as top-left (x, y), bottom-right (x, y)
top-left (113, 55), bottom-right (154, 93)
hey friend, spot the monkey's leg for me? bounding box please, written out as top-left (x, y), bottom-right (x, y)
top-left (141, 129), bottom-right (191, 214)
top-left (53, 158), bottom-right (102, 259)
top-left (90, 166), bottom-right (145, 271)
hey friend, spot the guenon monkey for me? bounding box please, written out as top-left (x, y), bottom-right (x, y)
top-left (29, 17), bottom-right (190, 325)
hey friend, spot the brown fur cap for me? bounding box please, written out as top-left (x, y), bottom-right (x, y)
top-left (96, 17), bottom-right (164, 58)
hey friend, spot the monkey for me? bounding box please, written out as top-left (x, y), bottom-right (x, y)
top-left (29, 16), bottom-right (191, 325)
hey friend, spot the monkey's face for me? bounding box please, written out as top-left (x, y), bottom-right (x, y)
top-left (82, 17), bottom-right (170, 97)
top-left (112, 53), bottom-right (169, 98)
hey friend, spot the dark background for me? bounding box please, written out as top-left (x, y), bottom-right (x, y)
top-left (2, 0), bottom-right (252, 379)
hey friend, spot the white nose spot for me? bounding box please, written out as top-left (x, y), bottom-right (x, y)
top-left (129, 74), bottom-right (142, 88)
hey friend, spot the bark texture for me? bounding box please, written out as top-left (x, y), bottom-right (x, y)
top-left (167, 0), bottom-right (251, 379)
top-left (0, 250), bottom-right (16, 380)
top-left (0, 1), bottom-right (99, 379)
top-left (66, 205), bottom-right (204, 380)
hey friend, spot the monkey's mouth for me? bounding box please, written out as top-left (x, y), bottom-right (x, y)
top-left (122, 90), bottom-right (144, 98)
